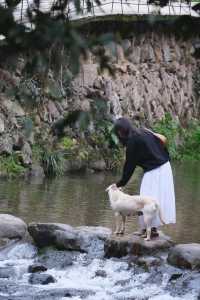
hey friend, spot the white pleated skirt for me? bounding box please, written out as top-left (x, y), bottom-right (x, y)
top-left (139, 161), bottom-right (176, 229)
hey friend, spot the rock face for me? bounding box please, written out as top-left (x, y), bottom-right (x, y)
top-left (0, 214), bottom-right (27, 240)
top-left (0, 28), bottom-right (200, 176)
top-left (167, 243), bottom-right (200, 269)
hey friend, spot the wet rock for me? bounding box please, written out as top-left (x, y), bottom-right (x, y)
top-left (36, 287), bottom-right (95, 299)
top-left (136, 255), bottom-right (162, 270)
top-left (37, 248), bottom-right (74, 269)
top-left (167, 243), bottom-right (200, 269)
top-left (28, 223), bottom-right (82, 251)
top-left (95, 269), bottom-right (107, 278)
top-left (77, 226), bottom-right (112, 256)
top-left (0, 214), bottom-right (27, 240)
top-left (28, 164), bottom-right (45, 178)
top-left (105, 232), bottom-right (173, 258)
top-left (28, 264), bottom-right (48, 273)
top-left (169, 273), bottom-right (183, 281)
top-left (28, 223), bottom-right (112, 254)
top-left (29, 273), bottom-right (56, 285)
top-left (89, 159), bottom-right (106, 171)
top-left (63, 158), bottom-right (87, 173)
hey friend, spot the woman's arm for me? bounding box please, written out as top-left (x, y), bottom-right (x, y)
top-left (116, 139), bottom-right (138, 187)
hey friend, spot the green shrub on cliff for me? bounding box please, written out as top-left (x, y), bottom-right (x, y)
top-left (153, 114), bottom-right (200, 160)
top-left (179, 121), bottom-right (200, 160)
top-left (152, 113), bottom-right (181, 160)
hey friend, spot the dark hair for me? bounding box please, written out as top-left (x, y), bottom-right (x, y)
top-left (114, 117), bottom-right (138, 146)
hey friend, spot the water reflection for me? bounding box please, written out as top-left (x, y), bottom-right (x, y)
top-left (0, 162), bottom-right (200, 244)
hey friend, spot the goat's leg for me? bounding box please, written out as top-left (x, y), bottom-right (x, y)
top-left (143, 214), bottom-right (153, 241)
top-left (114, 212), bottom-right (121, 234)
top-left (119, 214), bottom-right (126, 234)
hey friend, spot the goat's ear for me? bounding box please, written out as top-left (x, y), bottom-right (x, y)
top-left (105, 184), bottom-right (116, 192)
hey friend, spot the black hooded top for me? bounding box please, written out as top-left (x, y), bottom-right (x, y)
top-left (114, 119), bottom-right (170, 187)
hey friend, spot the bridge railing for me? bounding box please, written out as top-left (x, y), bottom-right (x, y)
top-left (0, 0), bottom-right (199, 25)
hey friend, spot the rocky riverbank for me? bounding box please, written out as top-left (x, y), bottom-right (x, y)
top-left (0, 214), bottom-right (200, 299)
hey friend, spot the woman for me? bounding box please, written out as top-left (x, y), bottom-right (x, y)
top-left (113, 117), bottom-right (176, 237)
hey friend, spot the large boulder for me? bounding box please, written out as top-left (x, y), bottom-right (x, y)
top-left (167, 243), bottom-right (200, 269)
top-left (0, 214), bottom-right (27, 240)
top-left (105, 232), bottom-right (174, 258)
top-left (28, 223), bottom-right (112, 254)
top-left (28, 223), bottom-right (81, 251)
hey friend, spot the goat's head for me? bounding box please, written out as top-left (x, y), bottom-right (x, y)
top-left (105, 184), bottom-right (119, 193)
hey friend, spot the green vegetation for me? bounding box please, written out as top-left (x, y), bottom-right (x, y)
top-left (153, 113), bottom-right (200, 160)
top-left (41, 150), bottom-right (64, 177)
top-left (0, 154), bottom-right (26, 177)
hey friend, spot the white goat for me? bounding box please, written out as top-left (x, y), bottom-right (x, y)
top-left (106, 184), bottom-right (165, 241)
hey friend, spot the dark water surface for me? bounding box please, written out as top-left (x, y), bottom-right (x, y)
top-left (0, 162), bottom-right (200, 244)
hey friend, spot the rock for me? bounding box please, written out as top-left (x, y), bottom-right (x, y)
top-left (76, 226), bottom-right (112, 255)
top-left (2, 98), bottom-right (25, 117)
top-left (0, 214), bottom-right (27, 239)
top-left (104, 232), bottom-right (173, 258)
top-left (95, 270), bottom-right (107, 278)
top-left (169, 273), bottom-right (183, 281)
top-left (29, 273), bottom-right (56, 285)
top-left (37, 248), bottom-right (74, 269)
top-left (28, 264), bottom-right (48, 273)
top-left (28, 223), bottom-right (82, 251)
top-left (89, 159), bottom-right (106, 171)
top-left (28, 223), bottom-right (112, 254)
top-left (47, 100), bottom-right (60, 121)
top-left (137, 256), bottom-right (162, 270)
top-left (0, 114), bottom-right (5, 133)
top-left (167, 244), bottom-right (200, 269)
top-left (63, 159), bottom-right (86, 173)
top-left (28, 164), bottom-right (45, 178)
top-left (20, 142), bottom-right (32, 166)
top-left (36, 287), bottom-right (95, 299)
top-left (0, 135), bottom-right (13, 155)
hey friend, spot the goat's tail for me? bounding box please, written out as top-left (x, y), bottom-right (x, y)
top-left (155, 203), bottom-right (165, 225)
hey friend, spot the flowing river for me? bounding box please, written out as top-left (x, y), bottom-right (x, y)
top-left (0, 162), bottom-right (200, 300)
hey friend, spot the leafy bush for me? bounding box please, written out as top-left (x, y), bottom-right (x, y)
top-left (61, 137), bottom-right (76, 150)
top-left (153, 114), bottom-right (200, 160)
top-left (179, 121), bottom-right (200, 160)
top-left (152, 113), bottom-right (181, 160)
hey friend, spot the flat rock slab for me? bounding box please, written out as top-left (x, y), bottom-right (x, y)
top-left (0, 214), bottom-right (27, 240)
top-left (167, 243), bottom-right (200, 269)
top-left (104, 231), bottom-right (174, 258)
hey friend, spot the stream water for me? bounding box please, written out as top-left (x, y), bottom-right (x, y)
top-left (0, 161), bottom-right (200, 243)
top-left (0, 162), bottom-right (200, 300)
